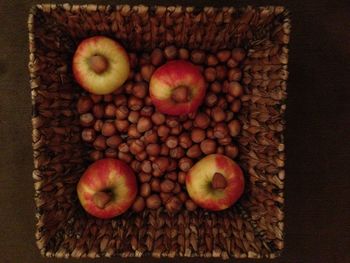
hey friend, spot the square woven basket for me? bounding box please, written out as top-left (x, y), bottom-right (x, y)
top-left (28, 3), bottom-right (290, 259)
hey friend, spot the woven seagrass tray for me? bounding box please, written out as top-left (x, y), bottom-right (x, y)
top-left (28, 3), bottom-right (290, 259)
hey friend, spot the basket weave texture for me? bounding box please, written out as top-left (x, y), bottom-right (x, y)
top-left (28, 4), bottom-right (290, 259)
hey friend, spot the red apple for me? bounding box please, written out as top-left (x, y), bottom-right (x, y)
top-left (149, 60), bottom-right (206, 115)
top-left (186, 154), bottom-right (244, 211)
top-left (73, 36), bottom-right (130, 95)
top-left (77, 158), bottom-right (137, 219)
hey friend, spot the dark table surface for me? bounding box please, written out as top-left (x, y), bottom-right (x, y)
top-left (1, 0), bottom-right (349, 263)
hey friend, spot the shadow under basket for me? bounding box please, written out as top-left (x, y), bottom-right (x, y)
top-left (28, 4), bottom-right (290, 259)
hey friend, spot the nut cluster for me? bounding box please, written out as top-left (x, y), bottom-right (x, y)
top-left (77, 46), bottom-right (246, 214)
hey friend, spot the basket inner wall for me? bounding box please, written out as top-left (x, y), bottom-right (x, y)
top-left (30, 4), bottom-right (289, 259)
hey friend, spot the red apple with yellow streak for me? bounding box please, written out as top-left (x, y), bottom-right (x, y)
top-left (73, 36), bottom-right (130, 95)
top-left (149, 60), bottom-right (206, 115)
top-left (186, 154), bottom-right (244, 211)
top-left (77, 158), bottom-right (137, 219)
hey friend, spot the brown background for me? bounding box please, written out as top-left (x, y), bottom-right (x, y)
top-left (0, 0), bottom-right (349, 262)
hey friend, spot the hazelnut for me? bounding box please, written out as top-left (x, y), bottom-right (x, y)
top-left (217, 50), bottom-right (231, 62)
top-left (206, 128), bottom-right (215, 139)
top-left (90, 94), bottom-right (102, 104)
top-left (140, 183), bottom-right (151, 197)
top-left (170, 147), bottom-right (185, 159)
top-left (191, 128), bottom-right (206, 143)
top-left (152, 157), bottom-right (169, 173)
top-left (217, 146), bottom-right (225, 154)
top-left (204, 67), bottom-right (217, 82)
top-left (89, 150), bottom-right (103, 161)
top-left (185, 199), bottom-right (197, 211)
top-left (227, 95), bottom-right (235, 102)
top-left (211, 107), bottom-right (226, 122)
top-left (135, 151), bottom-right (147, 161)
top-left (128, 111), bottom-right (140, 123)
top-left (232, 48), bottom-right (246, 62)
top-left (106, 135), bottom-right (122, 149)
top-left (104, 103), bottom-right (116, 118)
top-left (216, 65), bottom-right (227, 80)
top-left (93, 135), bottom-right (106, 150)
top-left (214, 123), bottom-right (229, 139)
top-left (105, 148), bottom-right (117, 158)
top-left (151, 48), bottom-right (164, 66)
top-left (141, 160), bottom-right (152, 173)
top-left (166, 117), bottom-right (179, 128)
top-left (141, 64), bottom-right (155, 82)
top-left (132, 196), bottom-right (145, 212)
top-left (130, 160), bottom-right (141, 172)
top-left (218, 136), bottom-right (232, 146)
top-left (179, 157), bottom-right (193, 172)
top-left (166, 172), bottom-right (178, 181)
top-left (182, 120), bottom-right (193, 130)
top-left (157, 125), bottom-right (170, 138)
top-left (128, 124), bottom-right (141, 138)
top-left (165, 196), bottom-right (182, 213)
top-left (227, 81), bottom-right (243, 97)
top-left (124, 81), bottom-right (134, 94)
top-left (160, 179), bottom-right (175, 193)
top-left (178, 48), bottom-right (189, 60)
top-left (141, 106), bottom-right (154, 117)
top-left (137, 117), bottom-right (152, 133)
top-left (178, 192), bottom-right (188, 203)
top-left (190, 50), bottom-right (206, 64)
top-left (228, 68), bottom-right (242, 81)
top-left (130, 139), bottom-right (145, 154)
top-left (200, 139), bottom-right (217, 155)
top-left (133, 82), bottom-right (148, 99)
top-left (128, 53), bottom-right (138, 68)
top-left (226, 111), bottom-right (234, 122)
top-left (160, 144), bottom-right (170, 156)
top-left (82, 128), bottom-right (96, 143)
top-left (225, 145), bottom-right (239, 159)
top-left (217, 97), bottom-right (228, 109)
top-left (151, 112), bottom-right (165, 125)
top-left (150, 179), bottom-right (161, 192)
top-left (128, 96), bottom-right (143, 111)
top-left (166, 136), bottom-right (178, 149)
top-left (227, 58), bottom-right (238, 68)
top-left (160, 192), bottom-right (173, 203)
top-left (134, 72), bottom-right (143, 82)
top-left (178, 172), bottom-right (186, 185)
top-left (206, 54), bottom-right (219, 66)
top-left (164, 45), bottom-right (178, 60)
top-left (228, 120), bottom-right (241, 137)
top-left (146, 194), bottom-right (161, 209)
top-left (115, 119), bottom-right (129, 133)
top-left (101, 121), bottom-right (116, 137)
top-left (144, 130), bottom-right (158, 144)
top-left (167, 159), bottom-right (177, 171)
top-left (230, 99), bottom-right (241, 113)
top-left (144, 96), bottom-right (152, 106)
top-left (92, 104), bottom-right (104, 119)
top-left (146, 143), bottom-right (161, 156)
top-left (179, 133), bottom-right (192, 149)
top-left (93, 119), bottom-right (103, 132)
top-left (173, 183), bottom-right (181, 194)
top-left (187, 144), bottom-right (202, 158)
top-left (140, 53), bottom-right (151, 65)
top-left (103, 94), bottom-right (113, 102)
top-left (194, 113), bottom-right (210, 129)
top-left (80, 113), bottom-right (95, 127)
top-left (118, 152), bottom-right (132, 163)
top-left (205, 92), bottom-right (218, 107)
top-left (118, 143), bottom-right (129, 153)
top-left (210, 81), bottom-right (221, 93)
top-left (171, 126), bottom-right (182, 135)
top-left (77, 96), bottom-right (93, 114)
top-left (114, 94), bottom-right (127, 106)
top-left (115, 105), bottom-right (129, 120)
top-left (139, 172), bottom-right (152, 183)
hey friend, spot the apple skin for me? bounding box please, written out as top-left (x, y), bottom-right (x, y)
top-left (186, 154), bottom-right (244, 211)
top-left (73, 36), bottom-right (130, 95)
top-left (77, 158), bottom-right (137, 219)
top-left (149, 60), bottom-right (206, 115)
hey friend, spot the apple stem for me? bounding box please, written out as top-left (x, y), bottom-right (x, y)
top-left (171, 85), bottom-right (190, 103)
top-left (211, 172), bottom-right (227, 190)
top-left (93, 191), bottom-right (112, 209)
top-left (89, 55), bottom-right (109, 74)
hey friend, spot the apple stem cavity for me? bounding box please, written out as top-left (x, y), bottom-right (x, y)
top-left (89, 55), bottom-right (109, 74)
top-left (171, 85), bottom-right (191, 103)
top-left (93, 191), bottom-right (113, 209)
top-left (211, 172), bottom-right (227, 190)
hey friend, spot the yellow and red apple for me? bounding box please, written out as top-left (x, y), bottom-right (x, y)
top-left (186, 154), bottom-right (244, 211)
top-left (73, 36), bottom-right (130, 95)
top-left (149, 60), bottom-right (206, 115)
top-left (77, 158), bottom-right (137, 219)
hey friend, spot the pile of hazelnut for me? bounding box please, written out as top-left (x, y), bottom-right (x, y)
top-left (77, 45), bottom-right (245, 214)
